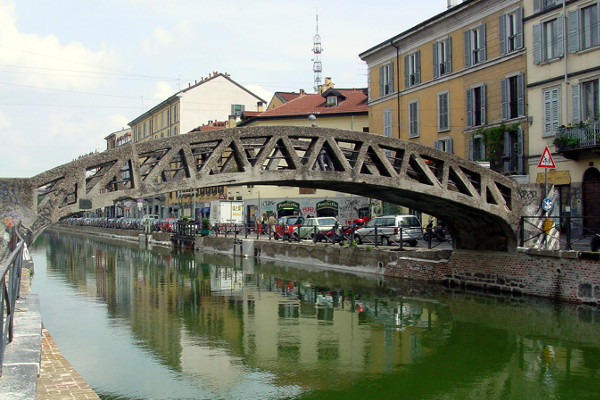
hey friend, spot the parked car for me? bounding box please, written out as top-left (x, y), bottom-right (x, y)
top-left (274, 216), bottom-right (304, 240)
top-left (355, 215), bottom-right (422, 247)
top-left (297, 217), bottom-right (338, 241)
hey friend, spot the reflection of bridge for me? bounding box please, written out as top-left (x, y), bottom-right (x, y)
top-left (0, 126), bottom-right (526, 251)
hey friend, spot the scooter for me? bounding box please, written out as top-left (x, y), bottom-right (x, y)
top-left (423, 220), bottom-right (446, 242)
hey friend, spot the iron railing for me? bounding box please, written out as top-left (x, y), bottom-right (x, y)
top-left (520, 215), bottom-right (599, 251)
top-left (555, 121), bottom-right (600, 150)
top-left (0, 225), bottom-right (25, 377)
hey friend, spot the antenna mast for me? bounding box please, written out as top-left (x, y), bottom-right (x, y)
top-left (312, 14), bottom-right (322, 93)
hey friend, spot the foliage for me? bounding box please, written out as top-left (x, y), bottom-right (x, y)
top-left (473, 123), bottom-right (519, 170)
top-left (202, 218), bottom-right (211, 230)
top-left (553, 135), bottom-right (581, 149)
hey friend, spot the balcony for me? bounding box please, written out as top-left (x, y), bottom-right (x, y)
top-left (553, 120), bottom-right (600, 160)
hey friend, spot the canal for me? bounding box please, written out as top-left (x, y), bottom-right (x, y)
top-left (31, 229), bottom-right (600, 400)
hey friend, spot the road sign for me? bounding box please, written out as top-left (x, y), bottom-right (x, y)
top-left (542, 198), bottom-right (553, 212)
top-left (538, 146), bottom-right (556, 168)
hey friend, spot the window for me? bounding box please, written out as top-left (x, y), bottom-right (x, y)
top-left (404, 51), bottom-right (421, 88)
top-left (231, 104), bottom-right (244, 117)
top-left (569, 4), bottom-right (600, 53)
top-left (501, 74), bottom-right (525, 120)
top-left (384, 108), bottom-right (393, 156)
top-left (409, 100), bottom-right (419, 138)
top-left (173, 104), bottom-right (178, 122)
top-left (534, 0), bottom-right (560, 13)
top-left (533, 17), bottom-right (564, 63)
top-left (466, 85), bottom-right (486, 127)
top-left (433, 38), bottom-right (452, 78)
top-left (149, 119), bottom-right (153, 135)
top-left (465, 24), bottom-right (486, 67)
top-left (438, 91), bottom-right (449, 131)
top-left (167, 109), bottom-right (171, 125)
top-left (379, 62), bottom-right (394, 96)
top-left (174, 126), bottom-right (178, 135)
top-left (500, 8), bottom-right (523, 54)
top-left (583, 80), bottom-right (599, 120)
top-left (326, 95), bottom-right (338, 106)
top-left (434, 137), bottom-right (453, 153)
top-left (573, 80), bottom-right (600, 123)
top-left (503, 127), bottom-right (524, 175)
top-left (543, 87), bottom-right (560, 136)
top-left (469, 135), bottom-right (486, 161)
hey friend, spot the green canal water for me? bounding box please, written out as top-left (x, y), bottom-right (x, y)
top-left (31, 230), bottom-right (600, 400)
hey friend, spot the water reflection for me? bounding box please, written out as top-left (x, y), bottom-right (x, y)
top-left (32, 230), bottom-right (600, 400)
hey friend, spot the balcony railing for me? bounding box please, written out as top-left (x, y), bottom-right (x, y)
top-left (554, 120), bottom-right (600, 153)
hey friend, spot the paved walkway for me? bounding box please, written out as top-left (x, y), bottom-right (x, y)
top-left (37, 327), bottom-right (100, 400)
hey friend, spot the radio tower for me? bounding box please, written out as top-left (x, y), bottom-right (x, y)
top-left (312, 14), bottom-right (322, 93)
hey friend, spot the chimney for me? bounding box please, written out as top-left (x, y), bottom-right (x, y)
top-left (447, 0), bottom-right (459, 8)
top-left (257, 101), bottom-right (264, 112)
top-left (300, 89), bottom-right (305, 95)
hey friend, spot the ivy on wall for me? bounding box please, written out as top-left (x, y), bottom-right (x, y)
top-left (473, 123), bottom-right (519, 171)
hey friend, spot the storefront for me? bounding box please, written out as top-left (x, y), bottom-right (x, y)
top-left (277, 201), bottom-right (300, 218)
top-left (316, 200), bottom-right (338, 217)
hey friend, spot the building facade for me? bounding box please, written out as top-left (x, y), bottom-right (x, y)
top-left (359, 0), bottom-right (529, 179)
top-left (525, 0), bottom-right (600, 235)
top-left (129, 72), bottom-right (266, 143)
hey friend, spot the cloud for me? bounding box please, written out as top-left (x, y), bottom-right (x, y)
top-left (0, 111), bottom-right (9, 130)
top-left (153, 81), bottom-right (174, 100)
top-left (0, 0), bottom-right (118, 91)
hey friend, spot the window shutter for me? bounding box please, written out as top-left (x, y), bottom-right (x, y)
top-left (501, 78), bottom-right (508, 120)
top-left (499, 14), bottom-right (507, 55)
top-left (415, 51), bottom-right (421, 84)
top-left (479, 24), bottom-right (487, 61)
top-left (404, 55), bottom-right (409, 88)
top-left (503, 131), bottom-right (512, 172)
top-left (447, 138), bottom-right (453, 154)
top-left (481, 85), bottom-right (487, 125)
top-left (517, 127), bottom-right (524, 175)
top-left (517, 74), bottom-right (525, 117)
top-left (516, 7), bottom-right (524, 50)
top-left (556, 16), bottom-right (565, 57)
top-left (480, 137), bottom-right (486, 161)
top-left (572, 83), bottom-right (581, 123)
top-left (568, 10), bottom-right (579, 53)
top-left (533, 0), bottom-right (541, 13)
top-left (434, 140), bottom-right (441, 150)
top-left (464, 30), bottom-right (472, 67)
top-left (445, 37), bottom-right (452, 73)
top-left (379, 65), bottom-right (384, 97)
top-left (533, 24), bottom-right (542, 64)
top-left (433, 42), bottom-right (439, 78)
top-left (389, 63), bottom-right (394, 94)
top-left (466, 88), bottom-right (473, 127)
top-left (468, 138), bottom-right (474, 160)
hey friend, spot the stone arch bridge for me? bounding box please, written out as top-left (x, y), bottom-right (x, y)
top-left (0, 126), bottom-right (531, 252)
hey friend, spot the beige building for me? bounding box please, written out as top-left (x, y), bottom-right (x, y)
top-left (525, 0), bottom-right (600, 235)
top-left (129, 72), bottom-right (266, 144)
top-left (359, 0), bottom-right (529, 179)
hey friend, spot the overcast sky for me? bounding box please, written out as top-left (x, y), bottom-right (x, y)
top-left (1, 0), bottom-right (450, 178)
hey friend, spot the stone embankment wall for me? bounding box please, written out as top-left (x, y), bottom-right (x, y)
top-left (51, 225), bottom-right (599, 306)
top-left (196, 236), bottom-right (600, 306)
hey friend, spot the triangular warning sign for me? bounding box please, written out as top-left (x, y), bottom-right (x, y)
top-left (538, 146), bottom-right (556, 168)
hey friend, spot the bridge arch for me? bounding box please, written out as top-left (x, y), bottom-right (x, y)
top-left (3, 126), bottom-right (523, 251)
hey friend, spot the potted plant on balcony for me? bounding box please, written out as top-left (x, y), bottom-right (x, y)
top-left (553, 135), bottom-right (581, 150)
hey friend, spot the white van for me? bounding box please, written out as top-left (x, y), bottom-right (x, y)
top-left (355, 215), bottom-right (422, 246)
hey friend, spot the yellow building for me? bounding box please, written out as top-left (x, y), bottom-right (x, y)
top-left (525, 0), bottom-right (600, 235)
top-left (359, 0), bottom-right (529, 178)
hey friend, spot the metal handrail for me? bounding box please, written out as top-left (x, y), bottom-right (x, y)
top-left (0, 224), bottom-right (25, 377)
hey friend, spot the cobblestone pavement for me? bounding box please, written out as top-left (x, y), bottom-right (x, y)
top-left (37, 327), bottom-right (100, 400)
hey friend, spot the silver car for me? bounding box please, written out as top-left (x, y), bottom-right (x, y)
top-left (355, 215), bottom-right (422, 246)
top-left (297, 217), bottom-right (338, 241)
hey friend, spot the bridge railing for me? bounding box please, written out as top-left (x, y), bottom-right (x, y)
top-left (0, 224), bottom-right (25, 377)
top-left (520, 215), bottom-right (599, 251)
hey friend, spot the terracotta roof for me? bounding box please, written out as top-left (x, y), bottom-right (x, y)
top-left (275, 92), bottom-right (303, 102)
top-left (190, 120), bottom-right (227, 132)
top-left (243, 89), bottom-right (367, 123)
